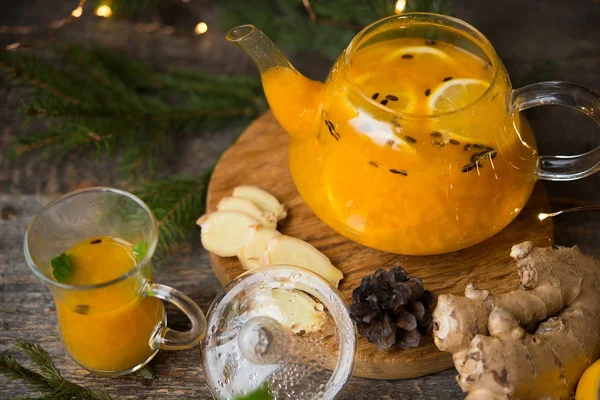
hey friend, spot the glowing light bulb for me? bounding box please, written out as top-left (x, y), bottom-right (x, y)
top-left (395, 0), bottom-right (406, 14)
top-left (95, 5), bottom-right (113, 18)
top-left (71, 6), bottom-right (83, 18)
top-left (194, 22), bottom-right (208, 35)
top-left (538, 213), bottom-right (549, 221)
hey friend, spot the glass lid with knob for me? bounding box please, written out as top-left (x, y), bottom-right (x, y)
top-left (201, 265), bottom-right (356, 399)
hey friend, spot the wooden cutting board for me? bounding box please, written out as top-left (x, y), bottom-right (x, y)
top-left (206, 111), bottom-right (554, 380)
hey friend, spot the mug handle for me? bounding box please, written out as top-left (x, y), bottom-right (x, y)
top-left (509, 81), bottom-right (600, 181)
top-left (144, 282), bottom-right (207, 351)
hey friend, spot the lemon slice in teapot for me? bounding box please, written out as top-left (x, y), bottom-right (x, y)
top-left (427, 78), bottom-right (490, 114)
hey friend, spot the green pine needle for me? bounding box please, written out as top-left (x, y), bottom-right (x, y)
top-left (134, 170), bottom-right (213, 257)
top-left (0, 45), bottom-right (264, 177)
top-left (1, 338), bottom-right (114, 399)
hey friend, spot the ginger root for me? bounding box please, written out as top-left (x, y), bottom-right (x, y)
top-left (217, 196), bottom-right (277, 229)
top-left (233, 185), bottom-right (287, 221)
top-left (199, 185), bottom-right (344, 287)
top-left (432, 242), bottom-right (600, 399)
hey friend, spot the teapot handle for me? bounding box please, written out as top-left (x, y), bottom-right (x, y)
top-left (509, 81), bottom-right (600, 181)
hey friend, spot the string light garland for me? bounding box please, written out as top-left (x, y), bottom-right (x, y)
top-left (538, 205), bottom-right (600, 221)
top-left (0, 0), bottom-right (211, 50)
top-left (395, 0), bottom-right (407, 14)
top-left (1, 0), bottom-right (87, 50)
top-left (2, 0), bottom-right (407, 50)
top-left (71, 6), bottom-right (84, 18)
top-left (94, 4), bottom-right (113, 18)
top-left (194, 22), bottom-right (208, 35)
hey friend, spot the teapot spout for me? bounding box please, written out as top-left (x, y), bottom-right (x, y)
top-left (227, 25), bottom-right (322, 139)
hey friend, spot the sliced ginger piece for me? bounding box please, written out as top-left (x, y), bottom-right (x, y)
top-left (237, 226), bottom-right (281, 270)
top-left (197, 211), bottom-right (260, 257)
top-left (233, 185), bottom-right (287, 221)
top-left (265, 235), bottom-right (343, 287)
top-left (248, 288), bottom-right (327, 334)
top-left (217, 196), bottom-right (277, 229)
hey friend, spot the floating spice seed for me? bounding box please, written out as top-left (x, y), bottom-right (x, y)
top-left (389, 169), bottom-right (408, 176)
top-left (368, 160), bottom-right (380, 167)
top-left (462, 164), bottom-right (476, 173)
top-left (404, 135), bottom-right (417, 144)
top-left (464, 144), bottom-right (473, 151)
top-left (471, 151), bottom-right (488, 163)
top-left (472, 144), bottom-right (486, 149)
top-left (424, 88), bottom-right (431, 96)
top-left (74, 305), bottom-right (90, 315)
top-left (386, 94), bottom-right (399, 101)
top-left (443, 76), bottom-right (453, 82)
top-left (425, 39), bottom-right (436, 46)
top-left (90, 239), bottom-right (102, 244)
top-left (325, 120), bottom-right (340, 141)
top-left (449, 139), bottom-right (461, 145)
top-left (385, 139), bottom-right (396, 147)
top-left (430, 131), bottom-right (442, 138)
top-left (491, 92), bottom-right (499, 100)
top-left (391, 117), bottom-right (401, 128)
top-left (372, 92), bottom-right (379, 100)
top-left (432, 140), bottom-right (445, 148)
top-left (380, 99), bottom-right (389, 106)
top-left (402, 54), bottom-right (414, 59)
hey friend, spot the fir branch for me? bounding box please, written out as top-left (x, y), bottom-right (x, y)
top-left (0, 338), bottom-right (114, 400)
top-left (134, 170), bottom-right (213, 257)
top-left (0, 45), bottom-right (264, 175)
top-left (217, 0), bottom-right (452, 61)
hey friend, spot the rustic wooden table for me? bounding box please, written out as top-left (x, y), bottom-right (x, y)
top-left (1, 1), bottom-right (598, 399)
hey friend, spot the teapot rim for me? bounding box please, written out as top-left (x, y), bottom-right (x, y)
top-left (344, 12), bottom-right (502, 119)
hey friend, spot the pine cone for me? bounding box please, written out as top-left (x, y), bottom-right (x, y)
top-left (349, 267), bottom-right (435, 350)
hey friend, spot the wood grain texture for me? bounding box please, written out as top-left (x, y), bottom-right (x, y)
top-left (206, 111), bottom-right (554, 380)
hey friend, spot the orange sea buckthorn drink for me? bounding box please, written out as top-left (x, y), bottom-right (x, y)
top-left (25, 188), bottom-right (206, 376)
top-left (228, 12), bottom-right (554, 255)
top-left (261, 35), bottom-right (538, 255)
top-left (54, 236), bottom-right (164, 372)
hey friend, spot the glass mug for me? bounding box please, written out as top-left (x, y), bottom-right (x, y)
top-left (228, 13), bottom-right (600, 255)
top-left (24, 187), bottom-right (207, 376)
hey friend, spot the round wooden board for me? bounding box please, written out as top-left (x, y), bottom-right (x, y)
top-left (206, 111), bottom-right (554, 380)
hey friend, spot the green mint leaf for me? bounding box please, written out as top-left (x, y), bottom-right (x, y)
top-left (50, 253), bottom-right (72, 283)
top-left (234, 385), bottom-right (272, 400)
top-left (132, 241), bottom-right (149, 262)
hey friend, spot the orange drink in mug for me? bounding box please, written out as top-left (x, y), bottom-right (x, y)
top-left (24, 188), bottom-right (206, 376)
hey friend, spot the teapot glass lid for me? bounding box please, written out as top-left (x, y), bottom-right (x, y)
top-left (201, 265), bottom-right (356, 399)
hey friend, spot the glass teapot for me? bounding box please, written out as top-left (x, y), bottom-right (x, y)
top-left (227, 13), bottom-right (600, 255)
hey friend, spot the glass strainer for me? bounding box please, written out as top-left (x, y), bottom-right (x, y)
top-left (201, 265), bottom-right (356, 399)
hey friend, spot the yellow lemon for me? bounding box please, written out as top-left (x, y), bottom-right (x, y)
top-left (427, 78), bottom-right (490, 114)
